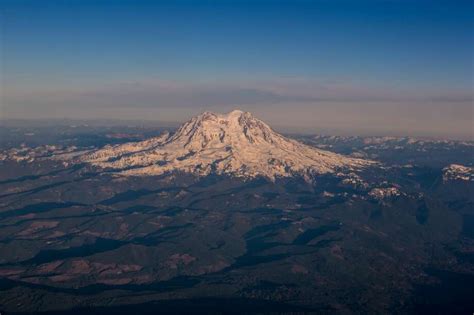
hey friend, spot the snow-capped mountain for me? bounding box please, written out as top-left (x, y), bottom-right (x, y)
top-left (443, 164), bottom-right (474, 182)
top-left (75, 110), bottom-right (373, 180)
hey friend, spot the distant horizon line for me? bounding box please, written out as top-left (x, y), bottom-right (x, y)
top-left (1, 117), bottom-right (472, 142)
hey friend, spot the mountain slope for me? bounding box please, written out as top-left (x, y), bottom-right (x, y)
top-left (76, 110), bottom-right (373, 180)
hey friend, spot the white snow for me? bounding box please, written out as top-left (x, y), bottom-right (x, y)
top-left (443, 164), bottom-right (474, 182)
top-left (369, 187), bottom-right (402, 200)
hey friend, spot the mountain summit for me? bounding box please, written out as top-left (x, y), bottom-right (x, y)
top-left (78, 110), bottom-right (371, 180)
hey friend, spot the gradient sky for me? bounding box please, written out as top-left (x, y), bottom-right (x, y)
top-left (1, 0), bottom-right (473, 139)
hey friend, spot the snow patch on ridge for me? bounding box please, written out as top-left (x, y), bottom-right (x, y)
top-left (443, 164), bottom-right (474, 182)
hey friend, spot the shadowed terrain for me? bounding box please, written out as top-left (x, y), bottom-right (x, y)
top-left (0, 122), bottom-right (473, 314)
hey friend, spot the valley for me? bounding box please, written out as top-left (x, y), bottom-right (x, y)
top-left (0, 112), bottom-right (473, 314)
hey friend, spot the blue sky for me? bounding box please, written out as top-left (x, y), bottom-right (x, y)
top-left (1, 0), bottom-right (473, 138)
